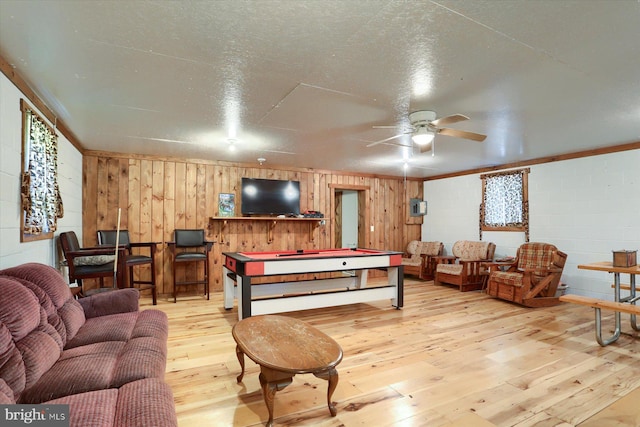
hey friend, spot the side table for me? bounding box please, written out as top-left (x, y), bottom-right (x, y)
top-left (232, 315), bottom-right (343, 427)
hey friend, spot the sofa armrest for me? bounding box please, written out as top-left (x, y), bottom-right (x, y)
top-left (79, 288), bottom-right (140, 318)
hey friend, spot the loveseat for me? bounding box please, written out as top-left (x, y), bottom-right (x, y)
top-left (0, 263), bottom-right (177, 427)
top-left (401, 240), bottom-right (444, 280)
top-left (434, 240), bottom-right (496, 291)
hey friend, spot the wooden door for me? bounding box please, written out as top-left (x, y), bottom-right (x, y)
top-left (334, 191), bottom-right (342, 248)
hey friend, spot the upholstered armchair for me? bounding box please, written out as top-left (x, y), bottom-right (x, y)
top-left (486, 242), bottom-right (567, 307)
top-left (401, 240), bottom-right (444, 280)
top-left (434, 240), bottom-right (496, 292)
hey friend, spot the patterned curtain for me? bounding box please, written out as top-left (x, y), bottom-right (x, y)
top-left (21, 108), bottom-right (64, 234)
top-left (479, 168), bottom-right (529, 242)
top-left (483, 173), bottom-right (523, 227)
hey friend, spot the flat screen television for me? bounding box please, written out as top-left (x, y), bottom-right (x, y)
top-left (241, 178), bottom-right (301, 216)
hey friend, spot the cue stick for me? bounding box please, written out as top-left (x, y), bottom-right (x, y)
top-left (113, 208), bottom-right (121, 287)
top-left (276, 251), bottom-right (319, 257)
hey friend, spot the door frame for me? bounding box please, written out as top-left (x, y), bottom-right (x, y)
top-left (329, 184), bottom-right (370, 249)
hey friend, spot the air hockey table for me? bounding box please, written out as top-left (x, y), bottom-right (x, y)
top-left (222, 248), bottom-right (403, 319)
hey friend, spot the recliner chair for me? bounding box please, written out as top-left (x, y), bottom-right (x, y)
top-left (486, 242), bottom-right (567, 307)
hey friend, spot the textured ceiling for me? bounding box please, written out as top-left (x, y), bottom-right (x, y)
top-left (1, 0), bottom-right (639, 178)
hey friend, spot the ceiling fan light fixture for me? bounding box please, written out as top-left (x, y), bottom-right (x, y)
top-left (411, 127), bottom-right (435, 146)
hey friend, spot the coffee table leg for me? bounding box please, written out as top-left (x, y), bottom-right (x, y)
top-left (235, 345), bottom-right (245, 383)
top-left (315, 367), bottom-right (339, 416)
top-left (259, 368), bottom-right (293, 427)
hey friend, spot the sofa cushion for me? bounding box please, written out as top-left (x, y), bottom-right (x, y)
top-left (19, 310), bottom-right (169, 404)
top-left (65, 312), bottom-right (140, 349)
top-left (0, 277), bottom-right (42, 340)
top-left (402, 240), bottom-right (421, 264)
top-left (490, 271), bottom-right (523, 287)
top-left (1, 263), bottom-right (86, 344)
top-left (0, 378), bottom-right (15, 404)
top-left (19, 341), bottom-right (125, 403)
top-left (401, 257), bottom-right (422, 267)
top-left (74, 255), bottom-right (116, 266)
top-left (0, 277), bottom-right (63, 402)
top-left (452, 240), bottom-right (490, 261)
top-left (46, 378), bottom-right (177, 427)
top-left (112, 336), bottom-right (168, 385)
top-left (517, 243), bottom-right (556, 272)
top-left (419, 241), bottom-right (442, 257)
top-left (78, 288), bottom-right (139, 319)
top-left (437, 263), bottom-right (464, 275)
top-left (406, 240), bottom-right (419, 256)
top-left (113, 378), bottom-right (178, 427)
top-left (49, 388), bottom-right (118, 427)
top-left (65, 310), bottom-right (168, 349)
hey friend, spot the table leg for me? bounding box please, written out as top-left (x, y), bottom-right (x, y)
top-left (387, 266), bottom-right (404, 309)
top-left (595, 307), bottom-right (621, 346)
top-left (239, 275), bottom-right (252, 320)
top-left (259, 367), bottom-right (293, 427)
top-left (595, 272), bottom-right (624, 346)
top-left (223, 266), bottom-right (235, 310)
top-left (235, 345), bottom-right (245, 383)
top-left (314, 367), bottom-right (339, 417)
top-left (630, 273), bottom-right (639, 331)
top-left (614, 272), bottom-right (622, 330)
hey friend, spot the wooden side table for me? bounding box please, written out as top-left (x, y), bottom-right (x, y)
top-left (232, 315), bottom-right (343, 427)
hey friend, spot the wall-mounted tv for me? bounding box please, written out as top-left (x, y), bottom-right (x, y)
top-left (241, 178), bottom-right (301, 216)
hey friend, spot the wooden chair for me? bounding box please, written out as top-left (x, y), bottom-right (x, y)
top-left (97, 230), bottom-right (158, 305)
top-left (486, 242), bottom-right (567, 307)
top-left (401, 240), bottom-right (443, 280)
top-left (168, 229), bottom-right (214, 303)
top-left (434, 240), bottom-right (496, 292)
top-left (58, 231), bottom-right (127, 296)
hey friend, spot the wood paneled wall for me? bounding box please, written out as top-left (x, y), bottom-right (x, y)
top-left (82, 152), bottom-right (423, 297)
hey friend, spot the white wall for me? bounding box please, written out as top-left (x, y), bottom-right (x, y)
top-left (423, 151), bottom-right (640, 300)
top-left (0, 71), bottom-right (83, 270)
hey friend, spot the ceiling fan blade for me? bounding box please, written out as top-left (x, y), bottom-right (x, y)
top-left (372, 125), bottom-right (398, 129)
top-left (420, 143), bottom-right (434, 154)
top-left (366, 132), bottom-right (407, 147)
top-left (430, 114), bottom-right (469, 127)
top-left (438, 127), bottom-right (487, 142)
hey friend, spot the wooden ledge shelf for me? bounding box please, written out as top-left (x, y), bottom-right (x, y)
top-left (209, 216), bottom-right (327, 244)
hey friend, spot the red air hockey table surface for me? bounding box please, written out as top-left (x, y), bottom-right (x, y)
top-left (223, 248), bottom-right (403, 319)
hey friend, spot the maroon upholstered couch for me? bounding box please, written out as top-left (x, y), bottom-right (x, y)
top-left (0, 263), bottom-right (177, 427)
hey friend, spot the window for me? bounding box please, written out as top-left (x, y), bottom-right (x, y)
top-left (20, 99), bottom-right (64, 242)
top-left (479, 168), bottom-right (529, 241)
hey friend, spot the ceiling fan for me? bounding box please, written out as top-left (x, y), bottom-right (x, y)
top-left (367, 110), bottom-right (487, 152)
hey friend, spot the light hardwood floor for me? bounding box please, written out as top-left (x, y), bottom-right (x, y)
top-left (141, 278), bottom-right (640, 426)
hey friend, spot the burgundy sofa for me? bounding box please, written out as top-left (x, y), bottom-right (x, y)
top-left (0, 263), bottom-right (177, 427)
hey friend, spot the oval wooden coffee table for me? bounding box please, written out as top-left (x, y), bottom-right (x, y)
top-left (232, 314), bottom-right (343, 427)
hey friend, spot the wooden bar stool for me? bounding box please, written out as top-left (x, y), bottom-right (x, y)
top-left (97, 230), bottom-right (158, 305)
top-left (168, 229), bottom-right (214, 303)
